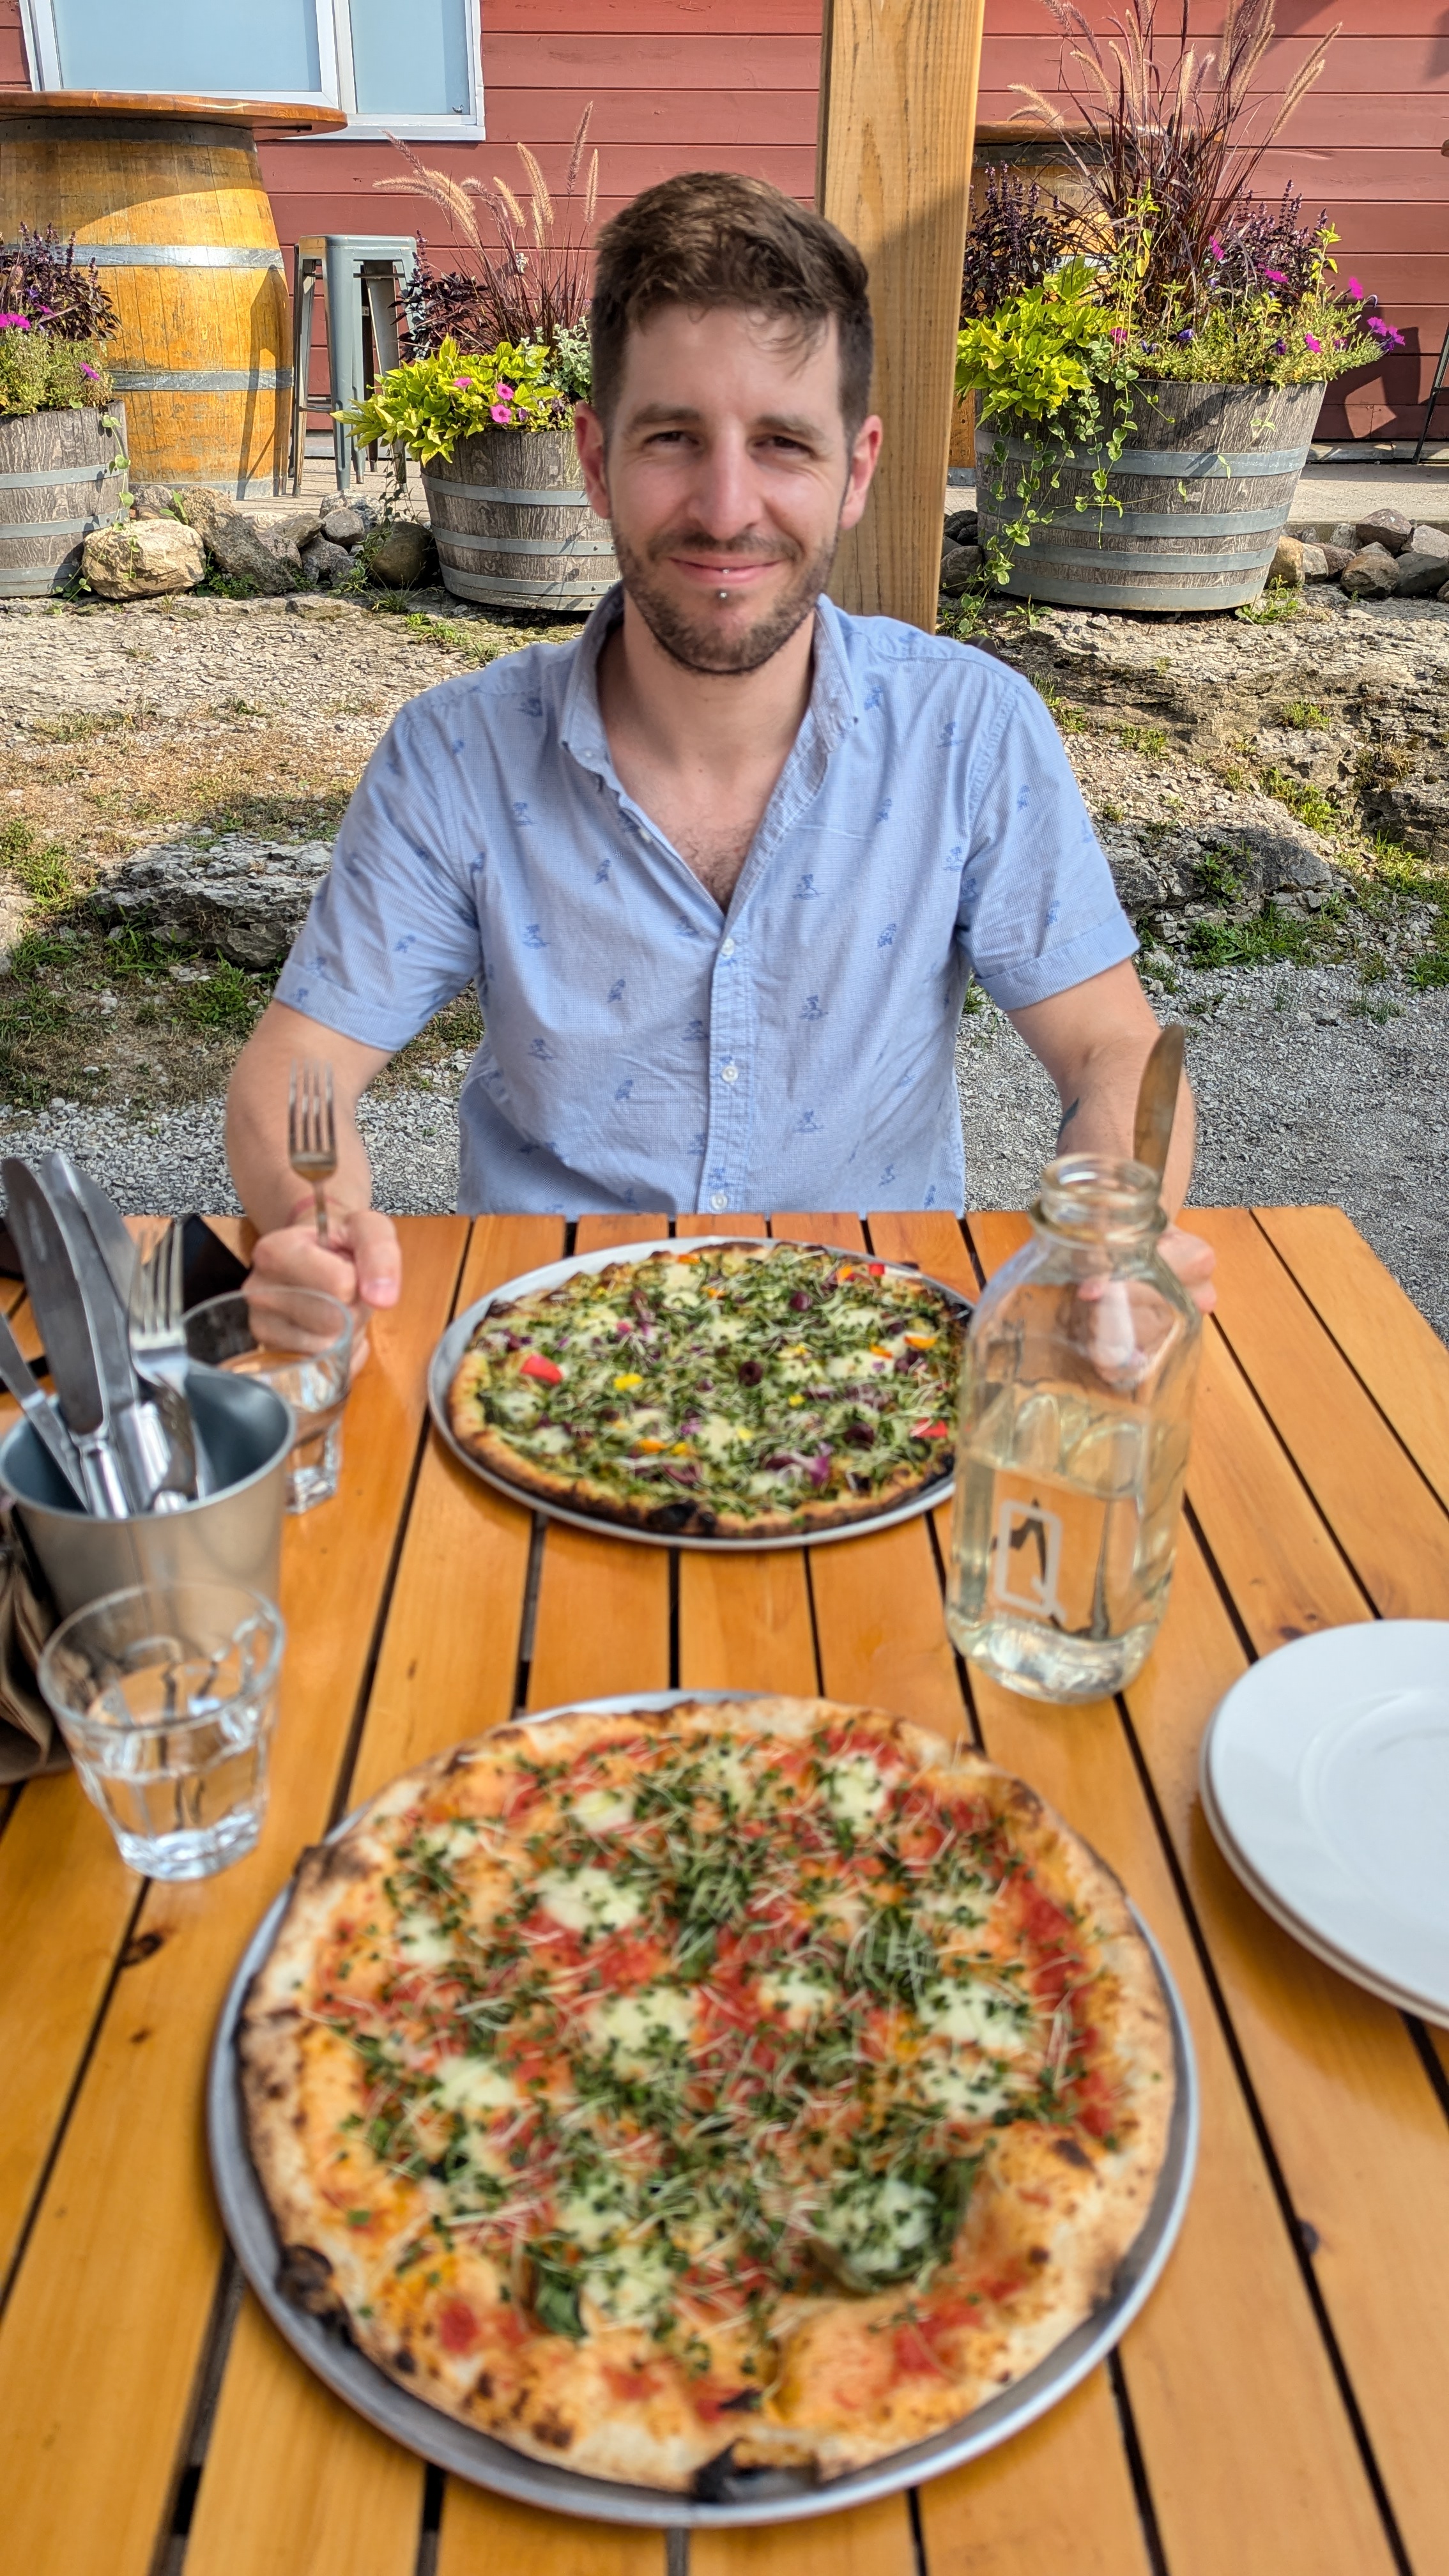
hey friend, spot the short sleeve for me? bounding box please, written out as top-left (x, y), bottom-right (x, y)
top-left (273, 700), bottom-right (482, 1053)
top-left (956, 671), bottom-right (1137, 1012)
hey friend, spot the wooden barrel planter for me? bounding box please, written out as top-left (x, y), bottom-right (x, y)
top-left (0, 93), bottom-right (341, 496)
top-left (976, 380), bottom-right (1324, 612)
top-left (422, 429), bottom-right (618, 612)
top-left (0, 404), bottom-right (126, 597)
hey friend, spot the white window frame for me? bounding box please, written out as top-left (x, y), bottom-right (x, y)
top-left (17, 0), bottom-right (484, 140)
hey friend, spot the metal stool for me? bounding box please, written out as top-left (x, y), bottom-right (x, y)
top-left (289, 234), bottom-right (419, 494)
top-left (1411, 318), bottom-right (1449, 466)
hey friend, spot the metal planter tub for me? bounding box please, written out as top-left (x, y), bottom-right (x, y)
top-left (422, 426), bottom-right (617, 613)
top-left (0, 402), bottom-right (127, 597)
top-left (977, 379), bottom-right (1324, 613)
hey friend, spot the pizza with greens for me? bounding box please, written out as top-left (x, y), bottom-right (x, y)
top-left (240, 1696), bottom-right (1176, 2494)
top-left (447, 1241), bottom-right (967, 1537)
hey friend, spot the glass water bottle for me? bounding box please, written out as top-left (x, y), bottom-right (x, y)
top-left (946, 1154), bottom-right (1202, 1703)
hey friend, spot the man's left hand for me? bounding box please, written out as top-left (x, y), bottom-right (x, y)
top-left (1160, 1222), bottom-right (1216, 1315)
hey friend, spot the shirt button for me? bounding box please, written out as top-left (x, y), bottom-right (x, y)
top-left (709, 1191), bottom-right (729, 1212)
top-left (721, 1061), bottom-right (739, 1084)
top-left (720, 937), bottom-right (736, 958)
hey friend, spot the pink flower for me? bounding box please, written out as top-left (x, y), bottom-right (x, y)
top-left (1108, 325), bottom-right (1128, 343)
top-left (452, 375), bottom-right (473, 390)
top-left (1208, 237), bottom-right (1225, 261)
top-left (1346, 277), bottom-right (1365, 299)
top-left (1365, 316), bottom-right (1404, 346)
top-left (1261, 267), bottom-right (1288, 284)
top-left (79, 362), bottom-right (98, 379)
top-left (494, 381), bottom-right (515, 402)
top-left (1303, 334), bottom-right (1322, 353)
top-left (490, 401), bottom-right (514, 424)
top-left (0, 313), bottom-right (31, 330)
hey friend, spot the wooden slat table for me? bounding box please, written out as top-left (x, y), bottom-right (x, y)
top-left (3, 1206), bottom-right (1448, 2576)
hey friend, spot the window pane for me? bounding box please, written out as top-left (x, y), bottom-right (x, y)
top-left (52, 0), bottom-right (321, 93)
top-left (349, 0), bottom-right (471, 116)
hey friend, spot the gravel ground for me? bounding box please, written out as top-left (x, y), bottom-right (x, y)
top-left (2, 946), bottom-right (1443, 1338)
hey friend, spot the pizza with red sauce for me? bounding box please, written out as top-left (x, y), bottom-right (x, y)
top-left (240, 1697), bottom-right (1174, 2491)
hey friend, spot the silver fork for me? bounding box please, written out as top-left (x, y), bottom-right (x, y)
top-left (129, 1219), bottom-right (207, 1505)
top-left (288, 1059), bottom-right (337, 1241)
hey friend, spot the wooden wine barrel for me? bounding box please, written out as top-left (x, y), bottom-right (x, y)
top-left (0, 404), bottom-right (126, 597)
top-left (422, 429), bottom-right (618, 611)
top-left (0, 93), bottom-right (342, 496)
top-left (976, 381), bottom-right (1324, 613)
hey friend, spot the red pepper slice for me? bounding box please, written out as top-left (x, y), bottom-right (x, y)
top-left (914, 1420), bottom-right (949, 1439)
top-left (867, 1261), bottom-right (886, 1276)
top-left (521, 1353), bottom-right (563, 1384)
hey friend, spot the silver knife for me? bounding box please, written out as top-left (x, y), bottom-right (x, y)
top-left (43, 1155), bottom-right (193, 1508)
top-left (1132, 1024), bottom-right (1188, 1188)
top-left (3, 1160), bottom-right (133, 1516)
top-left (0, 1307), bottom-right (88, 1506)
top-left (38, 1159), bottom-right (171, 1515)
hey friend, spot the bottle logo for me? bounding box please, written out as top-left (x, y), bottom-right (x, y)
top-left (990, 1495), bottom-right (1066, 1623)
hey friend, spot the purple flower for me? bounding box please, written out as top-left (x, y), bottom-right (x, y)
top-left (1274, 339), bottom-right (1286, 356)
top-left (0, 313), bottom-right (31, 330)
top-left (1175, 325), bottom-right (1195, 342)
top-left (79, 362), bottom-right (98, 379)
top-left (1261, 268), bottom-right (1289, 284)
top-left (1304, 333), bottom-right (1323, 354)
top-left (1365, 316), bottom-right (1404, 348)
top-left (1208, 237), bottom-right (1225, 261)
top-left (1346, 277), bottom-right (1365, 300)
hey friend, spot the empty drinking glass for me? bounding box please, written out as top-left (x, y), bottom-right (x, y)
top-left (38, 1578), bottom-right (285, 1880)
top-left (185, 1287), bottom-right (353, 1513)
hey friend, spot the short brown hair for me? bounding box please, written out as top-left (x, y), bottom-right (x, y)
top-left (589, 171), bottom-right (874, 434)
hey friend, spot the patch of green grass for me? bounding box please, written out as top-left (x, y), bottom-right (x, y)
top-left (1349, 995), bottom-right (1402, 1021)
top-left (1031, 677), bottom-right (1089, 735)
top-left (1236, 591), bottom-right (1302, 626)
top-left (1193, 848), bottom-right (1247, 905)
top-left (26, 710), bottom-right (129, 745)
top-left (192, 786), bottom-right (354, 839)
top-left (1187, 905), bottom-right (1317, 970)
top-left (0, 816), bottom-right (79, 910)
top-left (1282, 700), bottom-right (1330, 732)
top-left (1261, 767), bottom-right (1338, 835)
top-left (1095, 798), bottom-right (1124, 825)
top-left (1115, 722), bottom-right (1168, 758)
top-left (172, 962), bottom-right (263, 1034)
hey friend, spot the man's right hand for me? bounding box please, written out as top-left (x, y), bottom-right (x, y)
top-left (249, 1207), bottom-right (402, 1365)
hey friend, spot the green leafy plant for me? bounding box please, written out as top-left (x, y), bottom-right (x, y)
top-left (337, 337), bottom-right (566, 464)
top-left (0, 816), bottom-right (77, 909)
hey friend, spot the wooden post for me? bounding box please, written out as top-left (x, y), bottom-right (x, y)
top-left (818, 0), bottom-right (986, 627)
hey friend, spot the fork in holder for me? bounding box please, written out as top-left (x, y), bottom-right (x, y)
top-left (130, 1218), bottom-right (208, 1504)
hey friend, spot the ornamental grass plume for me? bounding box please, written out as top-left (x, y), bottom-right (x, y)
top-left (374, 109), bottom-right (599, 391)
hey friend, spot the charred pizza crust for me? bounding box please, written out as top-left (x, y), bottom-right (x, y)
top-left (445, 1243), bottom-right (965, 1538)
top-left (241, 1698), bottom-right (1176, 2493)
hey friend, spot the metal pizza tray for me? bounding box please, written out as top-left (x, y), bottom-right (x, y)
top-left (426, 1236), bottom-right (972, 1552)
top-left (209, 1689), bottom-right (1200, 2531)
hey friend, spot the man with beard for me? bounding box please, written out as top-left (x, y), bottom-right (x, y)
top-left (227, 172), bottom-right (1213, 1316)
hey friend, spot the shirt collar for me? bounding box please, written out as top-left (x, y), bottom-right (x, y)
top-left (558, 579), bottom-right (861, 785)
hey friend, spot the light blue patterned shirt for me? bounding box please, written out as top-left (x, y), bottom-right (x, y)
top-left (274, 588), bottom-right (1135, 1217)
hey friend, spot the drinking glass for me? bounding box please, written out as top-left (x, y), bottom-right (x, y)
top-left (185, 1287), bottom-right (353, 1514)
top-left (38, 1579), bottom-right (285, 1880)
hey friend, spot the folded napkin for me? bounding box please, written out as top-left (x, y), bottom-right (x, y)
top-left (0, 1512), bottom-right (61, 1782)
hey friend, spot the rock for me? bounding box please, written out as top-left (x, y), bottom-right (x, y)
top-left (81, 518), bottom-right (205, 599)
top-left (940, 540), bottom-right (984, 595)
top-left (285, 592), bottom-right (347, 618)
top-left (89, 834), bottom-right (334, 967)
top-left (1391, 525), bottom-right (1449, 597)
top-left (321, 503), bottom-right (369, 547)
top-left (1269, 533), bottom-right (1304, 586)
top-left (1341, 544), bottom-right (1399, 599)
top-left (1300, 542), bottom-right (1329, 580)
top-left (1100, 818), bottom-right (1338, 925)
top-left (176, 488), bottom-right (299, 594)
top-left (944, 508), bottom-right (979, 547)
top-left (301, 534), bottom-right (356, 588)
top-left (130, 483), bottom-right (178, 521)
top-left (1440, 580), bottom-right (1449, 604)
top-left (1354, 507), bottom-right (1414, 556)
top-left (1321, 546), bottom-right (1353, 577)
top-left (276, 509), bottom-right (325, 552)
top-left (367, 518), bottom-right (433, 589)
top-left (1330, 522), bottom-right (1357, 553)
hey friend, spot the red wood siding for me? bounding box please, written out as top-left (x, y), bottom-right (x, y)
top-left (3, 0), bottom-right (1446, 441)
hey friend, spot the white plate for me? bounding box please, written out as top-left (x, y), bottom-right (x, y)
top-left (1198, 1760), bottom-right (1449, 2028)
top-left (1202, 1623), bottom-right (1449, 2020)
top-left (427, 1236), bottom-right (971, 1552)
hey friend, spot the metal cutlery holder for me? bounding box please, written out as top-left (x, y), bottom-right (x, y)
top-left (0, 1367), bottom-right (291, 1618)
